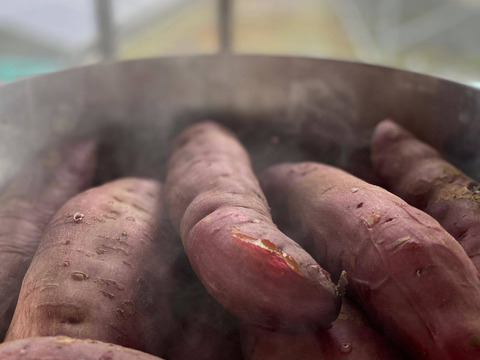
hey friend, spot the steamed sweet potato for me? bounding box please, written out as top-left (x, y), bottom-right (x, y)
top-left (372, 119), bottom-right (480, 270)
top-left (0, 139), bottom-right (96, 340)
top-left (165, 248), bottom-right (242, 360)
top-left (0, 336), bottom-right (164, 360)
top-left (242, 299), bottom-right (406, 360)
top-left (261, 162), bottom-right (480, 360)
top-left (6, 178), bottom-right (176, 356)
top-left (165, 121), bottom-right (341, 332)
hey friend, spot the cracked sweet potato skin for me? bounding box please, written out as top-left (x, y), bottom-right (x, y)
top-left (261, 162), bottom-right (480, 360)
top-left (242, 299), bottom-right (406, 360)
top-left (372, 119), bottom-right (480, 270)
top-left (165, 121), bottom-right (340, 332)
top-left (5, 178), bottom-right (176, 357)
top-left (0, 139), bottom-right (97, 340)
top-left (0, 336), bottom-right (164, 360)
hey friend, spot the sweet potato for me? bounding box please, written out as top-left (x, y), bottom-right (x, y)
top-left (261, 162), bottom-right (480, 360)
top-left (372, 119), bottom-right (480, 270)
top-left (242, 299), bottom-right (406, 360)
top-left (165, 249), bottom-right (242, 360)
top-left (5, 178), bottom-right (176, 356)
top-left (0, 336), bottom-right (164, 360)
top-left (0, 139), bottom-right (96, 340)
top-left (165, 121), bottom-right (341, 332)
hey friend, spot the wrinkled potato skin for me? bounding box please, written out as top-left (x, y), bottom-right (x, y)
top-left (6, 178), bottom-right (176, 357)
top-left (242, 300), bottom-right (406, 360)
top-left (0, 139), bottom-right (97, 340)
top-left (261, 162), bottom-right (480, 360)
top-left (372, 119), bottom-right (480, 270)
top-left (0, 336), bottom-right (164, 360)
top-left (165, 121), bottom-right (340, 332)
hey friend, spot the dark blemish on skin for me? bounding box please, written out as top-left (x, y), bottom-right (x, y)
top-left (64, 239), bottom-right (71, 245)
top-left (131, 203), bottom-right (149, 214)
top-left (123, 301), bottom-right (135, 315)
top-left (416, 268), bottom-right (423, 276)
top-left (122, 261), bottom-right (133, 268)
top-left (385, 218), bottom-right (394, 223)
top-left (100, 290), bottom-right (115, 299)
top-left (469, 335), bottom-right (480, 347)
top-left (115, 301), bottom-right (135, 318)
top-left (356, 202), bottom-right (363, 208)
top-left (116, 282), bottom-right (126, 290)
top-left (96, 247), bottom-right (107, 255)
top-left (299, 168), bottom-right (317, 177)
top-left (458, 228), bottom-right (468, 239)
top-left (65, 316), bottom-right (82, 324)
top-left (99, 351), bottom-right (114, 360)
top-left (93, 278), bottom-right (125, 290)
top-left (116, 232), bottom-right (128, 244)
top-left (468, 182), bottom-right (480, 195)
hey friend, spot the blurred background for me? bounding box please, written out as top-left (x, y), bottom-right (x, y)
top-left (0, 0), bottom-right (479, 87)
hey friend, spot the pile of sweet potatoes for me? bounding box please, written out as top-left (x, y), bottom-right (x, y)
top-left (0, 119), bottom-right (479, 360)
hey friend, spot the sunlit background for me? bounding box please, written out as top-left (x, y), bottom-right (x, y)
top-left (0, 0), bottom-right (479, 87)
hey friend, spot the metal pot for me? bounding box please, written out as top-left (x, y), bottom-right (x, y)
top-left (1, 55), bottom-right (479, 185)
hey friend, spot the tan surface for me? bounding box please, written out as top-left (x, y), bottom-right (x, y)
top-left (119, 0), bottom-right (355, 60)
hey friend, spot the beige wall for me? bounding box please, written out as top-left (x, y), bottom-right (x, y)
top-left (117, 0), bottom-right (479, 84)
top-left (119, 0), bottom-right (355, 60)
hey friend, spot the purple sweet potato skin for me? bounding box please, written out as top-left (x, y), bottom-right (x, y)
top-left (261, 162), bottom-right (480, 360)
top-left (372, 119), bottom-right (480, 270)
top-left (0, 139), bottom-right (96, 340)
top-left (165, 121), bottom-right (340, 332)
top-left (242, 299), bottom-right (406, 360)
top-left (5, 178), bottom-right (176, 356)
top-left (165, 248), bottom-right (243, 360)
top-left (0, 336), bottom-right (164, 360)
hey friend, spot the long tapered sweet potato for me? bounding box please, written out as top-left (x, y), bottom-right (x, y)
top-left (372, 119), bottom-right (480, 270)
top-left (0, 336), bottom-right (164, 360)
top-left (5, 178), bottom-right (176, 356)
top-left (261, 162), bottom-right (480, 360)
top-left (165, 121), bottom-right (341, 332)
top-left (242, 299), bottom-right (406, 360)
top-left (0, 139), bottom-right (97, 340)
